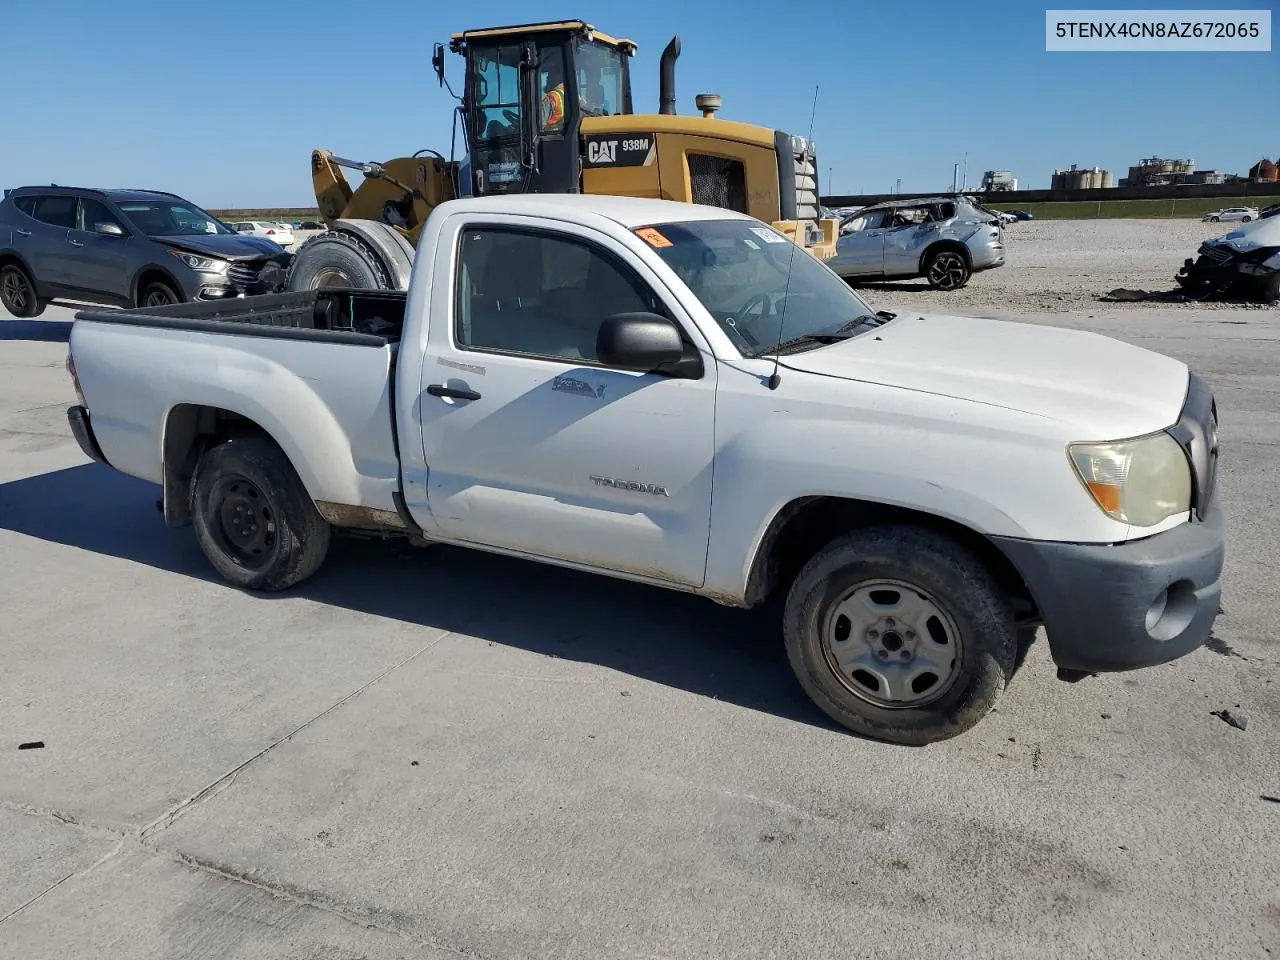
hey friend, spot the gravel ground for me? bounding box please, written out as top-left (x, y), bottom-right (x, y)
top-left (1, 218), bottom-right (1278, 959)
top-left (858, 217), bottom-right (1276, 316)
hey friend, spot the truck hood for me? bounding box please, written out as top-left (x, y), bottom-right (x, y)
top-left (778, 312), bottom-right (1189, 437)
top-left (156, 233), bottom-right (290, 261)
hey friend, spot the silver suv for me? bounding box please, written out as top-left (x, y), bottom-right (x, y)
top-left (0, 186), bottom-right (293, 317)
top-left (826, 195), bottom-right (1005, 291)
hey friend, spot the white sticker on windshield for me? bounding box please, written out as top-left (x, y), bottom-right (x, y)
top-left (743, 238), bottom-right (760, 249)
top-left (750, 226), bottom-right (788, 244)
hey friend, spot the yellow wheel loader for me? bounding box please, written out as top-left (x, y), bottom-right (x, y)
top-left (286, 20), bottom-right (838, 291)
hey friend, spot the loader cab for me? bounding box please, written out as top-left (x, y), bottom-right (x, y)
top-left (448, 21), bottom-right (636, 198)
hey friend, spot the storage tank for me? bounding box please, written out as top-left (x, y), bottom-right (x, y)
top-left (1101, 170), bottom-right (1114, 188)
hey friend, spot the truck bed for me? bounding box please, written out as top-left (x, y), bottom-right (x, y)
top-left (69, 287), bottom-right (410, 526)
top-left (73, 288), bottom-right (408, 346)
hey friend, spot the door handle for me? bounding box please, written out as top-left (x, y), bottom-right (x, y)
top-left (427, 383), bottom-right (481, 401)
top-left (16, 229), bottom-right (31, 237)
top-left (69, 239), bottom-right (84, 247)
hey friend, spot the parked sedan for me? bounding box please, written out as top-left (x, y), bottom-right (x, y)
top-left (229, 220), bottom-right (295, 248)
top-left (826, 196), bottom-right (1005, 291)
top-left (1203, 206), bottom-right (1259, 223)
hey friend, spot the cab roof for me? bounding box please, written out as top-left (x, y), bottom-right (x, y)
top-left (435, 193), bottom-right (755, 230)
top-left (449, 20), bottom-right (636, 54)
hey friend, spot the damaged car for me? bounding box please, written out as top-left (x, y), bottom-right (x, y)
top-left (1175, 215), bottom-right (1280, 304)
top-left (825, 195), bottom-right (1005, 291)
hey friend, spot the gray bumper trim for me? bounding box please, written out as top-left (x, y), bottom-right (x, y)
top-left (992, 501), bottom-right (1225, 673)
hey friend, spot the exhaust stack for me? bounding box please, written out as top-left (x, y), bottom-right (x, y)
top-left (659, 36), bottom-right (680, 115)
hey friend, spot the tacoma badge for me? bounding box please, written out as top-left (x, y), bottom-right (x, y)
top-left (590, 475), bottom-right (670, 497)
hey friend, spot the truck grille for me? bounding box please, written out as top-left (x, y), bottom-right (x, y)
top-left (1168, 371), bottom-right (1219, 520)
top-left (688, 154), bottom-right (748, 213)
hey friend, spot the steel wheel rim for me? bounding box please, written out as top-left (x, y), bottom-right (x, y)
top-left (2, 271), bottom-right (29, 312)
top-left (821, 578), bottom-right (964, 709)
top-left (928, 253), bottom-right (967, 290)
top-left (207, 474), bottom-right (278, 570)
top-left (311, 266), bottom-right (353, 289)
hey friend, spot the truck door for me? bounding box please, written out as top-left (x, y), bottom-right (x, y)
top-left (410, 213), bottom-right (717, 588)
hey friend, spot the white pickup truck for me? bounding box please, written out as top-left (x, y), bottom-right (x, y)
top-left (64, 194), bottom-right (1224, 745)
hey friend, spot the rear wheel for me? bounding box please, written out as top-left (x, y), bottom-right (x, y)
top-left (1, 264), bottom-right (46, 317)
top-left (190, 435), bottom-right (331, 591)
top-left (782, 525), bottom-right (1017, 745)
top-left (285, 230), bottom-right (394, 291)
top-left (923, 248), bottom-right (971, 291)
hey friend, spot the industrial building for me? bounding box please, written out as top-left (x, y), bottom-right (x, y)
top-left (1051, 164), bottom-right (1114, 190)
top-left (1249, 158), bottom-right (1279, 182)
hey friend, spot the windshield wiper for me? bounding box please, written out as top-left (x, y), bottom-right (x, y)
top-left (757, 331), bottom-right (854, 356)
top-left (753, 314), bottom-right (889, 358)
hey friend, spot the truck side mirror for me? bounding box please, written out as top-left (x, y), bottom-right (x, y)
top-left (94, 222), bottom-right (125, 237)
top-left (596, 313), bottom-right (685, 372)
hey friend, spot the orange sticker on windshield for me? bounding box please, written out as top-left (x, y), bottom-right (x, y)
top-left (635, 227), bottom-right (672, 248)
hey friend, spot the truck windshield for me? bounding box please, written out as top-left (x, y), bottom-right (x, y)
top-left (638, 219), bottom-right (882, 356)
top-left (115, 201), bottom-right (236, 237)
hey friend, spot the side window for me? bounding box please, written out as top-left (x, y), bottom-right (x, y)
top-left (13, 196), bottom-right (38, 217)
top-left (32, 196), bottom-right (78, 229)
top-left (470, 45), bottom-right (522, 141)
top-left (78, 199), bottom-right (123, 233)
top-left (536, 46), bottom-right (567, 134)
top-left (455, 226), bottom-right (664, 364)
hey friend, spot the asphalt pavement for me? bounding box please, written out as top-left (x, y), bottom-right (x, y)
top-left (1, 296), bottom-right (1277, 959)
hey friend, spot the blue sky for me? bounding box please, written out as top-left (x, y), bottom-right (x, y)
top-left (3, 0), bottom-right (1276, 206)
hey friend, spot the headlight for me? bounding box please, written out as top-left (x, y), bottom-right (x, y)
top-left (169, 250), bottom-right (228, 273)
top-left (1067, 432), bottom-right (1191, 527)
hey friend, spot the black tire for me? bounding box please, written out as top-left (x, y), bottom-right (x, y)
top-left (923, 248), bottom-right (971, 291)
top-left (139, 279), bottom-right (181, 308)
top-left (1242, 216), bottom-right (1252, 223)
top-left (189, 434), bottom-right (331, 591)
top-left (1260, 271), bottom-right (1280, 306)
top-left (782, 524), bottom-right (1017, 746)
top-left (285, 230), bottom-right (394, 291)
top-left (1, 263), bottom-right (46, 317)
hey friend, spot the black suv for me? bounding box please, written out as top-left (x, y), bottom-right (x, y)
top-left (0, 186), bottom-right (293, 317)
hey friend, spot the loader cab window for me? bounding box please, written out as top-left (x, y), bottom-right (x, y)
top-left (573, 38), bottom-right (628, 116)
top-left (468, 44), bottom-right (523, 142)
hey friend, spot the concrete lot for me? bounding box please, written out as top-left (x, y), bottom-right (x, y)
top-left (1, 220), bottom-right (1278, 959)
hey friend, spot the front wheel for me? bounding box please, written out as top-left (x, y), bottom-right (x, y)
top-left (782, 525), bottom-right (1017, 745)
top-left (190, 435), bottom-right (331, 591)
top-left (139, 280), bottom-right (181, 307)
top-left (923, 249), bottom-right (971, 291)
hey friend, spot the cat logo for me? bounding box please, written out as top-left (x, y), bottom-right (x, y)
top-left (587, 140), bottom-right (618, 164)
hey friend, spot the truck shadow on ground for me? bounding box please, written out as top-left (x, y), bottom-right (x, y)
top-left (0, 462), bottom-right (839, 733)
top-left (0, 319), bottom-right (72, 342)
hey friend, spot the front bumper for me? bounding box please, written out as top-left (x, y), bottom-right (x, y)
top-left (67, 405), bottom-right (110, 466)
top-left (993, 501), bottom-right (1224, 673)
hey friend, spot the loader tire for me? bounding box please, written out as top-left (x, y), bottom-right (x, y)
top-left (286, 229), bottom-right (394, 291)
top-left (190, 434), bottom-right (331, 592)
